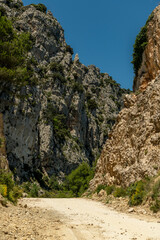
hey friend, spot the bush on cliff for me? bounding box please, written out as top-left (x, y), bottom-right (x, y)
top-left (0, 13), bottom-right (33, 91)
top-left (44, 103), bottom-right (70, 140)
top-left (132, 12), bottom-right (154, 75)
top-left (31, 4), bottom-right (47, 13)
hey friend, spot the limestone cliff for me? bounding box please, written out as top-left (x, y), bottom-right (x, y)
top-left (90, 5), bottom-right (160, 189)
top-left (133, 5), bottom-right (160, 91)
top-left (0, 0), bottom-right (128, 181)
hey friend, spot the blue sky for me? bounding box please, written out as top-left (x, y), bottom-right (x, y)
top-left (23, 0), bottom-right (160, 90)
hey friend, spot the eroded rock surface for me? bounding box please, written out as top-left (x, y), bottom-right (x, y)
top-left (90, 76), bottom-right (160, 189)
top-left (0, 0), bottom-right (128, 181)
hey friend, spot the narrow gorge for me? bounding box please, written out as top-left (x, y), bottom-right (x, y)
top-left (0, 0), bottom-right (160, 214)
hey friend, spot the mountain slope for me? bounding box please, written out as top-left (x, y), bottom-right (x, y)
top-left (0, 0), bottom-right (128, 181)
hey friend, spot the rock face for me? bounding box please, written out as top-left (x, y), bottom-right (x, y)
top-left (133, 5), bottom-right (160, 91)
top-left (0, 114), bottom-right (9, 170)
top-left (0, 1), bottom-right (128, 181)
top-left (90, 5), bottom-right (160, 189)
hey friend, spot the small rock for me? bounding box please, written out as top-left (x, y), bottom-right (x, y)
top-left (138, 209), bottom-right (147, 215)
top-left (22, 193), bottom-right (28, 198)
top-left (128, 208), bottom-right (135, 213)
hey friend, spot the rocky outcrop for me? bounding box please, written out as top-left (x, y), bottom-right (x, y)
top-left (90, 75), bottom-right (160, 189)
top-left (90, 4), bottom-right (160, 190)
top-left (133, 5), bottom-right (160, 91)
top-left (0, 0), bottom-right (128, 181)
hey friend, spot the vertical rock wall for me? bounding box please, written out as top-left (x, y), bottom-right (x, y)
top-left (0, 0), bottom-right (129, 181)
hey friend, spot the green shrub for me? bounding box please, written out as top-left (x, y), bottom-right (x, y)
top-left (64, 162), bottom-right (93, 197)
top-left (0, 170), bottom-right (14, 193)
top-left (0, 184), bottom-right (7, 197)
top-left (127, 181), bottom-right (145, 206)
top-left (66, 45), bottom-right (74, 55)
top-left (150, 200), bottom-right (160, 213)
top-left (109, 95), bottom-right (116, 101)
top-left (52, 72), bottom-right (66, 83)
top-left (48, 175), bottom-right (61, 191)
top-left (22, 181), bottom-right (40, 198)
top-left (8, 186), bottom-right (22, 204)
top-left (0, 170), bottom-right (22, 204)
top-left (104, 77), bottom-right (120, 87)
top-left (31, 4), bottom-right (47, 13)
top-left (151, 179), bottom-right (160, 200)
top-left (73, 82), bottom-right (84, 93)
top-left (0, 14), bottom-right (33, 91)
top-left (96, 184), bottom-right (106, 194)
top-left (132, 12), bottom-right (154, 75)
top-left (44, 104), bottom-right (70, 140)
top-left (21, 181), bottom-right (31, 193)
top-left (49, 62), bottom-right (66, 83)
top-left (0, 7), bottom-right (6, 16)
top-left (98, 114), bottom-right (104, 123)
top-left (50, 62), bottom-right (64, 73)
top-left (87, 99), bottom-right (98, 110)
top-left (100, 73), bottom-right (105, 77)
top-left (73, 73), bottom-right (78, 80)
top-left (106, 185), bottom-right (115, 195)
top-left (113, 187), bottom-right (126, 198)
top-left (29, 183), bottom-right (40, 197)
top-left (0, 137), bottom-right (3, 147)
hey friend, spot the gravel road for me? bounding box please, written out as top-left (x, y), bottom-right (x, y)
top-left (22, 198), bottom-right (160, 240)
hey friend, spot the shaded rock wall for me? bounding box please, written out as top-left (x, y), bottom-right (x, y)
top-left (0, 0), bottom-right (128, 181)
top-left (0, 114), bottom-right (9, 170)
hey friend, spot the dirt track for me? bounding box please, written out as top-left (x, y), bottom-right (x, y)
top-left (1, 198), bottom-right (160, 239)
top-left (20, 198), bottom-right (160, 240)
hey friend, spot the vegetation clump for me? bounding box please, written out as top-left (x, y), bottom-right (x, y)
top-left (0, 6), bottom-right (6, 16)
top-left (64, 162), bottom-right (94, 197)
top-left (150, 178), bottom-right (160, 213)
top-left (96, 184), bottom-right (106, 194)
top-left (31, 4), bottom-right (47, 13)
top-left (0, 137), bottom-right (3, 147)
top-left (87, 98), bottom-right (98, 110)
top-left (44, 103), bottom-right (70, 140)
top-left (113, 187), bottom-right (126, 198)
top-left (22, 181), bottom-right (41, 198)
top-left (21, 162), bottom-right (95, 198)
top-left (50, 62), bottom-right (64, 74)
top-left (127, 180), bottom-right (146, 206)
top-left (0, 13), bottom-right (34, 92)
top-left (132, 12), bottom-right (154, 76)
top-left (73, 82), bottom-right (84, 93)
top-left (94, 174), bottom-right (160, 213)
top-left (0, 170), bottom-right (22, 204)
top-left (50, 62), bottom-right (66, 83)
top-left (66, 44), bottom-right (74, 55)
top-left (104, 77), bottom-right (120, 87)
